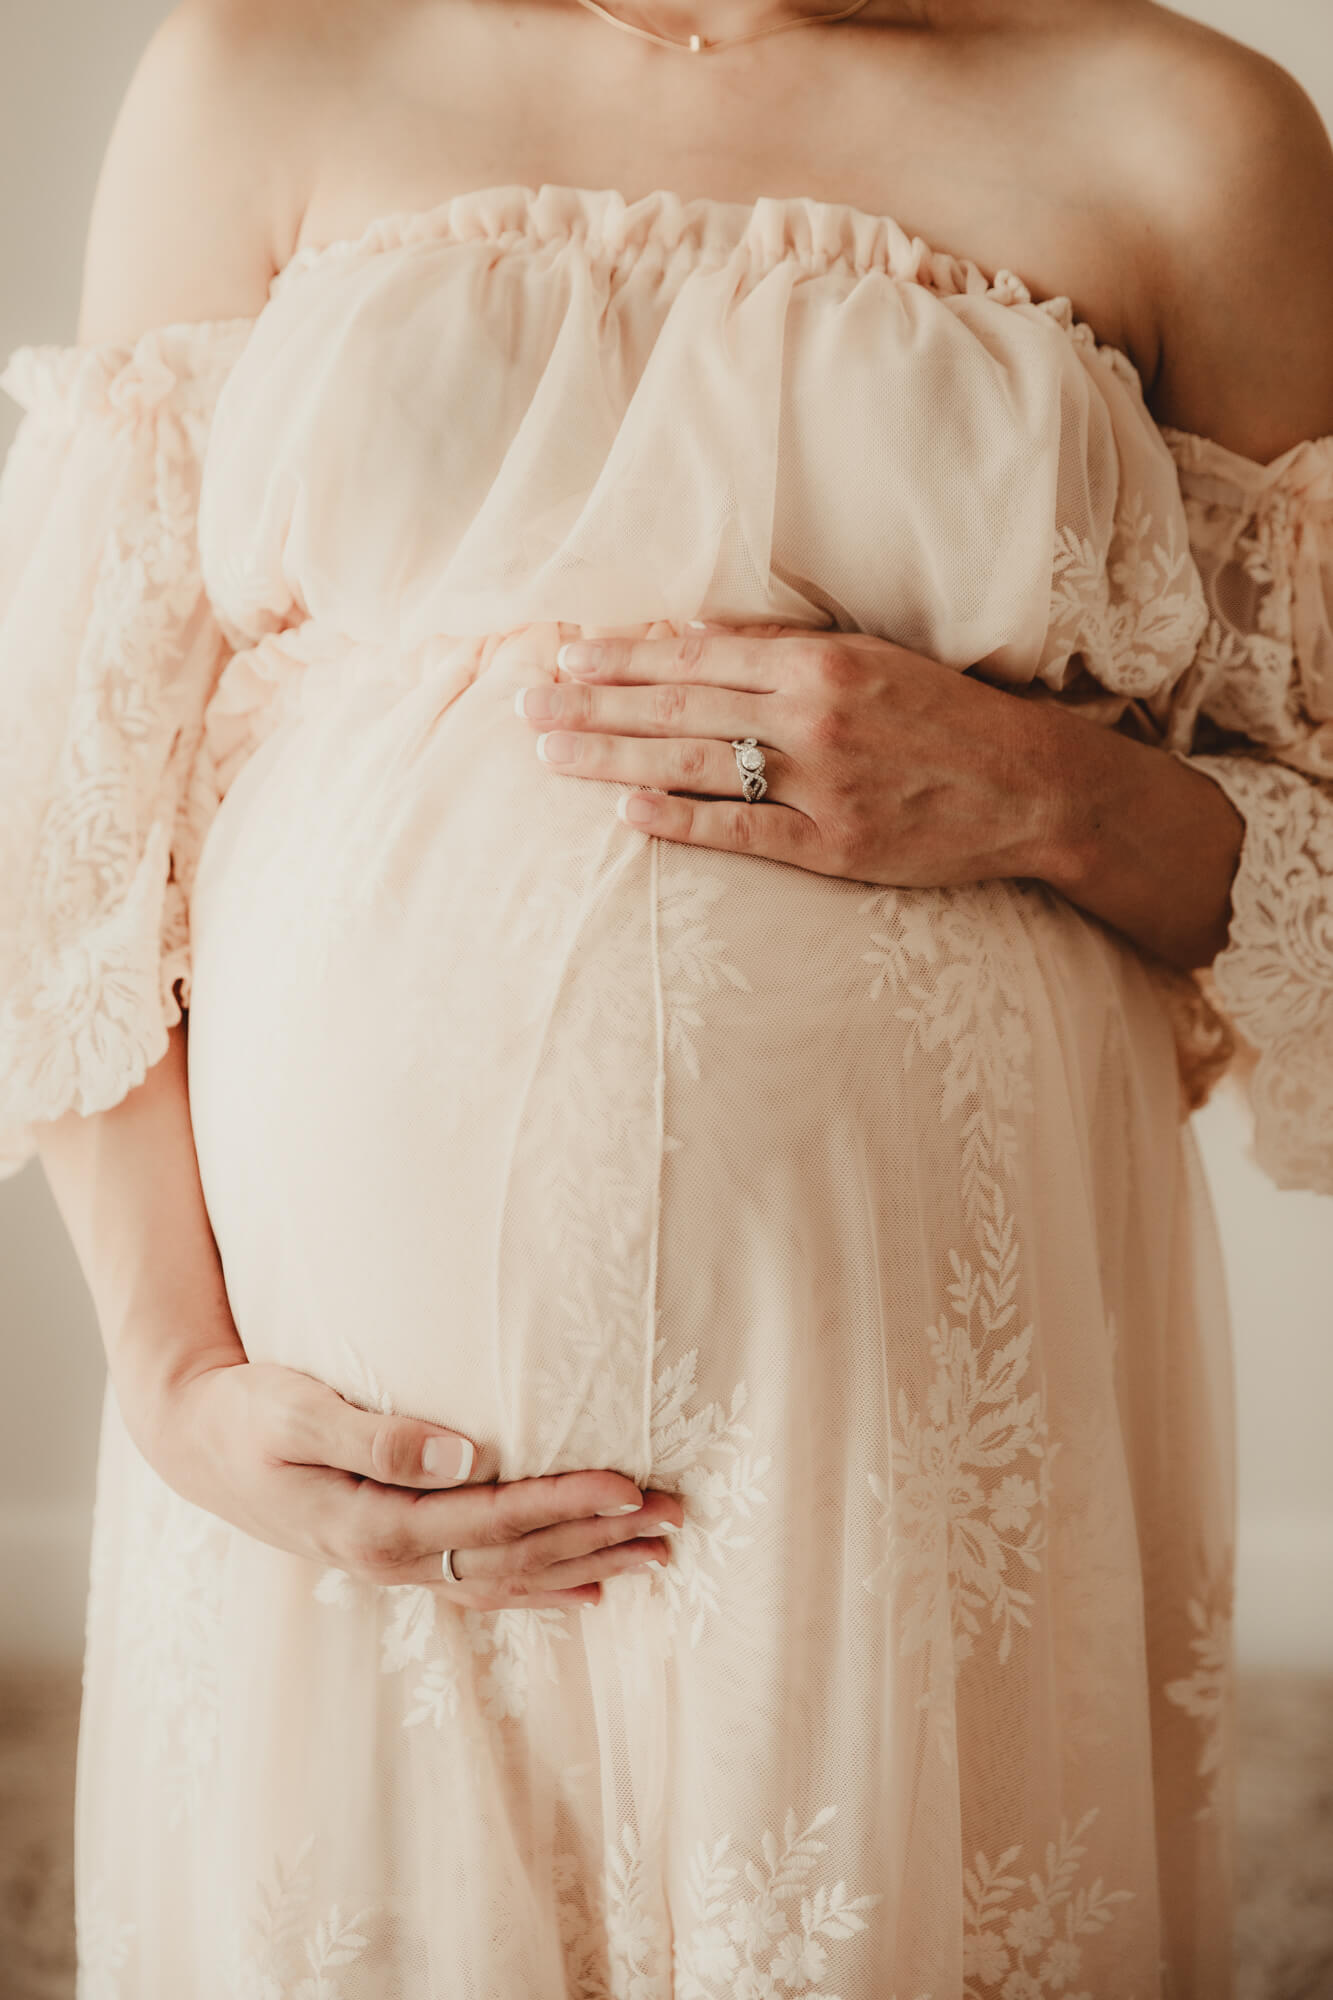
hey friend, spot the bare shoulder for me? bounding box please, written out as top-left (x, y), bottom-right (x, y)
top-left (1074, 2), bottom-right (1333, 456)
top-left (77, 0), bottom-right (365, 344)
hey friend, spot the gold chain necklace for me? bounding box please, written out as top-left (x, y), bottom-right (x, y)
top-left (571, 0), bottom-right (876, 55)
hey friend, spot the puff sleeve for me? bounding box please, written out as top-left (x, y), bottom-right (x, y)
top-left (1161, 427), bottom-right (1333, 1195)
top-left (0, 319), bottom-right (255, 1176)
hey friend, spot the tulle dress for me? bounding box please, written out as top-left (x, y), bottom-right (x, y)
top-left (2, 185), bottom-right (1332, 2000)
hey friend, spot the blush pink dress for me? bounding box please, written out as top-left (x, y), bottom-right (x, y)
top-left (2, 185), bottom-right (1332, 2000)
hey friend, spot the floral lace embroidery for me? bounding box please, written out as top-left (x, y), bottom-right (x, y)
top-left (237, 1837), bottom-right (375, 2000)
top-left (859, 883), bottom-right (1033, 1228)
top-left (672, 1805), bottom-right (881, 1999)
top-left (657, 872), bottom-right (753, 1082)
top-left (605, 1822), bottom-right (671, 1999)
top-left (312, 1563), bottom-right (574, 1731)
top-left (646, 1338), bottom-right (771, 1649)
top-left (1185, 754), bottom-right (1333, 1194)
top-left (1163, 434), bottom-right (1333, 776)
top-left (861, 883), bottom-right (1050, 1715)
top-left (962, 1810), bottom-right (1133, 1998)
top-left (0, 333), bottom-right (250, 1168)
top-left (864, 1172), bottom-right (1052, 1679)
top-left (1161, 431), bottom-right (1333, 1196)
top-left (1045, 487), bottom-right (1205, 701)
top-left (1163, 1558), bottom-right (1235, 1823)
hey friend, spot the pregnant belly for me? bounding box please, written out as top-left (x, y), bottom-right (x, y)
top-left (185, 628), bottom-right (1178, 1485)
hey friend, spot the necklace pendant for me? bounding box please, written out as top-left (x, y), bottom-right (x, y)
top-left (688, 31), bottom-right (704, 49)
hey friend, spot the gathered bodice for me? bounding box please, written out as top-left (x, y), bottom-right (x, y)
top-left (2, 179), bottom-right (1331, 1195)
top-left (176, 182), bottom-right (1211, 714)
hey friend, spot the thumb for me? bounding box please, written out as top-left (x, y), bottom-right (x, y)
top-left (283, 1375), bottom-right (476, 1488)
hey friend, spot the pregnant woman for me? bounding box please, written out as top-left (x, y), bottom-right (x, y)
top-left (2, 0), bottom-right (1331, 1991)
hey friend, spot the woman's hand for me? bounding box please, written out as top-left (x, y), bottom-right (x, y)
top-left (137, 1358), bottom-right (683, 1613)
top-left (516, 623), bottom-right (1246, 970)
top-left (516, 625), bottom-right (1055, 889)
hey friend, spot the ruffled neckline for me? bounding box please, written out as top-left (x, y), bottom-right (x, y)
top-left (266, 180), bottom-right (1146, 392)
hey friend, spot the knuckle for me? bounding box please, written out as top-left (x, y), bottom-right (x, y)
top-left (651, 681), bottom-right (689, 726)
top-left (256, 1373), bottom-right (312, 1461)
top-left (805, 702), bottom-right (851, 754)
top-left (260, 1400), bottom-right (305, 1463)
top-left (344, 1536), bottom-right (400, 1577)
top-left (675, 738), bottom-right (710, 783)
top-left (827, 818), bottom-right (871, 874)
top-left (723, 803), bottom-right (760, 851)
top-left (341, 1490), bottom-right (408, 1573)
top-left (805, 639), bottom-right (854, 690)
top-left (367, 1421), bottom-right (414, 1484)
top-left (487, 1486), bottom-right (530, 1547)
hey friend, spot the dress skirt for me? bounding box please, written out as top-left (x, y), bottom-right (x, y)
top-left (72, 624), bottom-right (1235, 1999)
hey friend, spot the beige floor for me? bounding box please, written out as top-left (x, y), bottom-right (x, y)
top-left (0, 1669), bottom-right (1330, 1999)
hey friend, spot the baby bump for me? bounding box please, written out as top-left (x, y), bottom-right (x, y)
top-left (185, 633), bottom-right (1175, 1483)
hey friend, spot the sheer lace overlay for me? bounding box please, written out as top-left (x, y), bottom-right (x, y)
top-left (1160, 430), bottom-right (1333, 1192)
top-left (1, 189), bottom-right (1329, 1194)
top-left (0, 321), bottom-right (252, 1171)
top-left (0, 182), bottom-right (1322, 1995)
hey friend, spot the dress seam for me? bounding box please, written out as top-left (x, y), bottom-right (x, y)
top-left (641, 830), bottom-right (666, 1482)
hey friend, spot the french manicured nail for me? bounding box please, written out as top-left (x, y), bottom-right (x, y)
top-left (686, 620), bottom-right (708, 630)
top-left (514, 685), bottom-right (560, 721)
top-left (536, 732), bottom-right (579, 764)
top-left (556, 642), bottom-right (606, 673)
top-left (616, 792), bottom-right (661, 826)
top-left (595, 1497), bottom-right (644, 1517)
top-left (422, 1436), bottom-right (474, 1482)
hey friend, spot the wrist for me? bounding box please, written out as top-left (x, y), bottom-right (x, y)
top-left (1004, 696), bottom-right (1098, 890)
top-left (109, 1309), bottom-right (246, 1456)
top-left (1010, 698), bottom-right (1247, 970)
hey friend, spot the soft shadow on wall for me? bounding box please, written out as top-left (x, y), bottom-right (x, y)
top-left (0, 0), bottom-right (1331, 1667)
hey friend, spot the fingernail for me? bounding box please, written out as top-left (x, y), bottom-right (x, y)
top-left (686, 620), bottom-right (708, 630)
top-left (617, 792), bottom-right (661, 826)
top-left (655, 1520), bottom-right (682, 1534)
top-left (536, 732), bottom-right (579, 765)
top-left (515, 685), bottom-right (560, 721)
top-left (556, 641), bottom-right (605, 674)
top-left (595, 1497), bottom-right (644, 1517)
top-left (422, 1436), bottom-right (474, 1482)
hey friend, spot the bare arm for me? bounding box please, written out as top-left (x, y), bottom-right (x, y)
top-left (37, 1025), bottom-right (247, 1443)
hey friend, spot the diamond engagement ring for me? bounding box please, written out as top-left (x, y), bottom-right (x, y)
top-left (730, 737), bottom-right (768, 803)
top-left (441, 1547), bottom-right (463, 1585)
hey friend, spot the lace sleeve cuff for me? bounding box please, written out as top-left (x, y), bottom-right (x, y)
top-left (1183, 751), bottom-right (1333, 1195)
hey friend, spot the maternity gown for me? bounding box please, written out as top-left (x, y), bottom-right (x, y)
top-left (2, 185), bottom-right (1332, 2000)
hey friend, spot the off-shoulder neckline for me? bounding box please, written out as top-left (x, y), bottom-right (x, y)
top-left (266, 178), bottom-right (1144, 378)
top-left (2, 179), bottom-right (1149, 408)
top-left (7, 180), bottom-right (1330, 484)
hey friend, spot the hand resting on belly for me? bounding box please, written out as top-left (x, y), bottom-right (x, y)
top-left (36, 1022), bottom-right (683, 1611)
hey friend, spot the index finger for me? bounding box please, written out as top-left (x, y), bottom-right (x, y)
top-left (555, 628), bottom-right (814, 692)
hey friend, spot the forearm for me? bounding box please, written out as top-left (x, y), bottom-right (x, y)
top-left (35, 1021), bottom-right (245, 1432)
top-left (1023, 699), bottom-right (1246, 973)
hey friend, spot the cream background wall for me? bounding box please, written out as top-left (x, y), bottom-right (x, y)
top-left (0, 0), bottom-right (1330, 1665)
